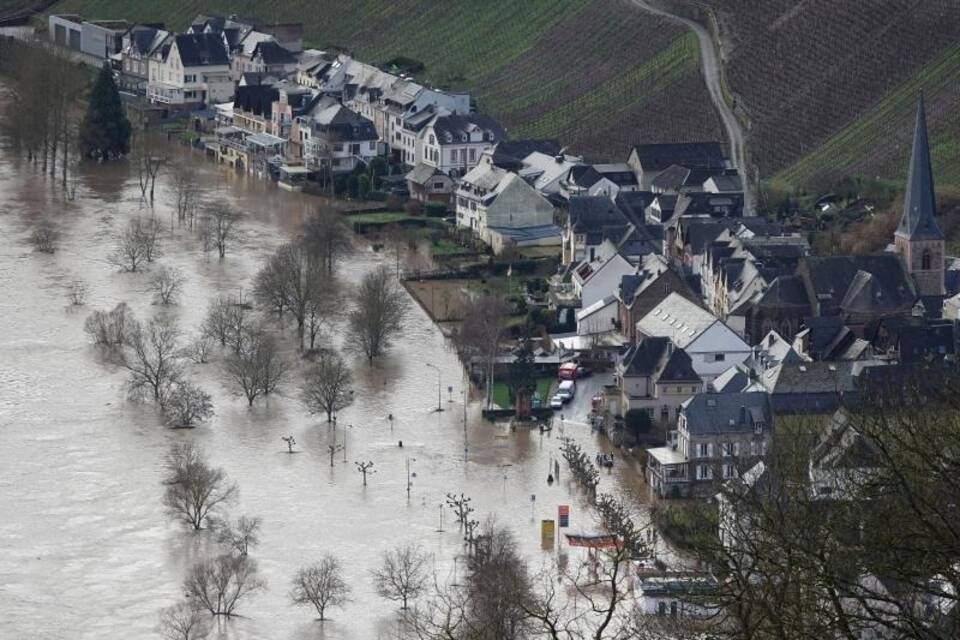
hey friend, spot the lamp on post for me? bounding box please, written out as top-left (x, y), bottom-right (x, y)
top-left (425, 363), bottom-right (443, 412)
top-left (406, 457), bottom-right (417, 499)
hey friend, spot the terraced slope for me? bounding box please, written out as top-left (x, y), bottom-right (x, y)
top-left (48, 0), bottom-right (723, 161)
top-left (702, 0), bottom-right (960, 188)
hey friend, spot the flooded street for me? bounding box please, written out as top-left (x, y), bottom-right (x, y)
top-left (0, 141), bottom-right (661, 639)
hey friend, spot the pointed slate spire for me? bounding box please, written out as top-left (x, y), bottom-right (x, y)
top-left (897, 95), bottom-right (943, 240)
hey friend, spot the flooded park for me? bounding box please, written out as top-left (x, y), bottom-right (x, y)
top-left (0, 133), bottom-right (665, 639)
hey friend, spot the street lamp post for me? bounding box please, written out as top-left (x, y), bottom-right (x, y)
top-left (425, 363), bottom-right (443, 412)
top-left (406, 457), bottom-right (417, 498)
top-left (343, 425), bottom-right (351, 463)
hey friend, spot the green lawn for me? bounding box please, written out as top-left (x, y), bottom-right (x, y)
top-left (491, 377), bottom-right (556, 409)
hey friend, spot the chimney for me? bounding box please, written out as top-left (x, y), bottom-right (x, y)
top-left (739, 405), bottom-right (747, 424)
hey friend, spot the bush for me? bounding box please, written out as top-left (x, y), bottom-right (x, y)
top-left (404, 200), bottom-right (423, 216)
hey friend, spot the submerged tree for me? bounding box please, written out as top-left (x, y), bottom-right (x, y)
top-left (290, 556), bottom-right (352, 621)
top-left (301, 351), bottom-right (353, 422)
top-left (162, 443), bottom-right (237, 531)
top-left (183, 553), bottom-right (265, 617)
top-left (215, 515), bottom-right (262, 557)
top-left (120, 315), bottom-right (183, 404)
top-left (162, 381), bottom-right (213, 428)
top-left (157, 599), bottom-right (210, 640)
top-left (223, 324), bottom-right (290, 406)
top-left (371, 544), bottom-right (429, 610)
top-left (79, 64), bottom-right (131, 160)
top-left (346, 265), bottom-right (408, 364)
top-left (453, 292), bottom-right (510, 408)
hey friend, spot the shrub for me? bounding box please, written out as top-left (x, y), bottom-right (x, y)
top-left (424, 202), bottom-right (447, 217)
top-left (404, 200), bottom-right (423, 216)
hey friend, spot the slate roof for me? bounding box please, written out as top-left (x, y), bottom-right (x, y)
top-left (896, 96), bottom-right (944, 241)
top-left (491, 139), bottom-right (560, 170)
top-left (568, 165), bottom-right (604, 189)
top-left (632, 142), bottom-right (727, 172)
top-left (620, 337), bottom-right (700, 383)
top-left (706, 174), bottom-right (743, 192)
top-left (637, 292), bottom-right (716, 349)
top-left (681, 392), bottom-right (771, 435)
top-left (431, 114), bottom-right (505, 143)
top-left (618, 255), bottom-right (672, 304)
top-left (801, 255), bottom-right (917, 315)
top-left (594, 163), bottom-right (638, 187)
top-left (681, 220), bottom-right (734, 255)
top-left (757, 275), bottom-right (810, 309)
top-left (614, 191), bottom-right (657, 226)
top-left (711, 364), bottom-right (751, 393)
top-left (234, 85), bottom-right (279, 116)
top-left (309, 103), bottom-right (378, 141)
top-left (675, 192), bottom-right (744, 219)
top-left (406, 163), bottom-right (442, 186)
top-left (253, 40), bottom-right (296, 65)
top-left (567, 196), bottom-right (628, 233)
top-left (174, 33), bottom-right (229, 67)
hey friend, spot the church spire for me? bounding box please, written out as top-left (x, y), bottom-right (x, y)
top-left (897, 95), bottom-right (943, 240)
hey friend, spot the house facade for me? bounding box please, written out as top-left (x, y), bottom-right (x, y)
top-left (147, 33), bottom-right (232, 107)
top-left (646, 391), bottom-right (772, 498)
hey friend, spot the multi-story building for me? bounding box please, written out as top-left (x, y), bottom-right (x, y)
top-left (147, 33), bottom-right (233, 107)
top-left (646, 391), bottom-right (772, 498)
top-left (299, 102), bottom-right (379, 174)
top-left (117, 26), bottom-right (171, 94)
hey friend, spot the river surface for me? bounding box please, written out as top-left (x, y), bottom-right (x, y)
top-left (0, 139), bottom-right (666, 639)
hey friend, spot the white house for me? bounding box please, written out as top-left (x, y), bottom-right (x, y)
top-left (148, 33), bottom-right (233, 107)
top-left (636, 292), bottom-right (750, 382)
top-left (299, 102), bottom-right (379, 174)
top-left (518, 151), bottom-right (583, 197)
top-left (575, 252), bottom-right (636, 311)
top-left (455, 154), bottom-right (556, 248)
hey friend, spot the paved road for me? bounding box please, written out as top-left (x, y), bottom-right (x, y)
top-left (629, 0), bottom-right (754, 214)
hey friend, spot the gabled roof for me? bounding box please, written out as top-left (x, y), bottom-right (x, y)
top-left (614, 190), bottom-right (657, 225)
top-left (406, 163), bottom-right (443, 185)
top-left (681, 392), bottom-right (771, 435)
top-left (636, 292), bottom-right (716, 349)
top-left (675, 192), bottom-right (744, 218)
top-left (430, 113), bottom-right (505, 143)
top-left (234, 85), bottom-right (279, 116)
top-left (802, 255), bottom-right (917, 315)
top-left (252, 40), bottom-right (296, 65)
top-left (174, 33), bottom-right (229, 67)
top-left (631, 142), bottom-right (727, 172)
top-left (491, 139), bottom-right (560, 170)
top-left (567, 196), bottom-right (627, 233)
top-left (896, 96), bottom-right (943, 241)
top-left (620, 337), bottom-right (700, 384)
top-left (567, 165), bottom-right (603, 189)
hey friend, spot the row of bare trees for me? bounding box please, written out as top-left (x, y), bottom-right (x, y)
top-left (0, 39), bottom-right (86, 187)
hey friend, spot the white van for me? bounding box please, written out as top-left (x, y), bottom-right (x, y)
top-left (557, 380), bottom-right (576, 403)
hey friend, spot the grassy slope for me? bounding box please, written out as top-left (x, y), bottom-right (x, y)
top-left (704, 0), bottom-right (960, 189)
top-left (51, 0), bottom-right (722, 160)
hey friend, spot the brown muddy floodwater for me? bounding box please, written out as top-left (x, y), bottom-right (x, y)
top-left (0, 136), bottom-right (667, 639)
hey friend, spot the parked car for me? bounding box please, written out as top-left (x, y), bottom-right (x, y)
top-left (557, 380), bottom-right (576, 403)
top-left (550, 394), bottom-right (565, 409)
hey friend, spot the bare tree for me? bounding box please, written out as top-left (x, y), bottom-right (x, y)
top-left (290, 556), bottom-right (352, 621)
top-left (215, 515), bottom-right (262, 557)
top-left (162, 443), bottom-right (237, 531)
top-left (183, 554), bottom-right (265, 617)
top-left (201, 296), bottom-right (251, 353)
top-left (131, 125), bottom-right (166, 204)
top-left (120, 315), bottom-right (183, 404)
top-left (301, 351), bottom-right (354, 422)
top-left (200, 205), bottom-right (241, 260)
top-left (66, 280), bottom-right (88, 306)
top-left (137, 216), bottom-right (164, 263)
top-left (109, 218), bottom-right (148, 272)
top-left (346, 265), bottom-right (409, 364)
top-left (151, 265), bottom-right (185, 305)
top-left (446, 493), bottom-right (475, 530)
top-left (252, 248), bottom-right (288, 318)
top-left (300, 207), bottom-right (352, 275)
top-left (185, 335), bottom-right (213, 364)
top-left (85, 303), bottom-right (136, 347)
top-left (372, 544), bottom-right (429, 610)
top-left (355, 460), bottom-right (375, 486)
top-left (223, 324), bottom-right (289, 406)
top-left (170, 163), bottom-right (202, 227)
top-left (157, 600), bottom-right (210, 640)
top-left (454, 293), bottom-right (510, 408)
top-left (163, 381), bottom-right (213, 428)
top-left (29, 222), bottom-right (59, 253)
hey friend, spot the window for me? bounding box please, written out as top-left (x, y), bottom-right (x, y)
top-left (721, 442), bottom-right (734, 457)
top-left (433, 182), bottom-right (445, 189)
top-left (697, 443), bottom-right (710, 458)
top-left (660, 405), bottom-right (669, 421)
top-left (922, 249), bottom-right (932, 270)
top-left (723, 463), bottom-right (735, 479)
top-left (713, 353), bottom-right (726, 362)
top-left (469, 148), bottom-right (476, 162)
top-left (350, 143), bottom-right (360, 155)
top-left (429, 134), bottom-right (436, 144)
top-left (333, 143), bottom-right (343, 152)
top-left (657, 602), bottom-right (667, 616)
top-left (184, 74), bottom-right (196, 83)
top-left (696, 464), bottom-right (712, 480)
top-left (451, 149), bottom-right (458, 163)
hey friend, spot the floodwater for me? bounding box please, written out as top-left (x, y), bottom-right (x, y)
top-left (0, 135), bottom-right (666, 639)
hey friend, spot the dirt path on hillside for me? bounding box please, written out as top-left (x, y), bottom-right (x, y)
top-left (629, 0), bottom-right (755, 214)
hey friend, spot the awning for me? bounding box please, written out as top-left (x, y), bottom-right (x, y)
top-left (565, 534), bottom-right (620, 548)
top-left (246, 132), bottom-right (286, 148)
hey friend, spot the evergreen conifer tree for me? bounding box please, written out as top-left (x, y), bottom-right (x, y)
top-left (79, 64), bottom-right (131, 160)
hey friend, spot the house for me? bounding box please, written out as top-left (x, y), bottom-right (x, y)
top-left (517, 151), bottom-right (584, 198)
top-left (865, 316), bottom-right (956, 363)
top-left (561, 163), bottom-right (639, 199)
top-left (577, 296), bottom-right (620, 336)
top-left (562, 196), bottom-right (630, 265)
top-left (611, 337), bottom-right (703, 422)
top-left (627, 142), bottom-right (729, 190)
top-left (299, 101), bottom-right (379, 174)
top-left (232, 84), bottom-right (279, 134)
top-left (80, 19), bottom-right (129, 61)
top-left (246, 40), bottom-right (299, 77)
top-left (646, 391), bottom-right (772, 498)
top-left (454, 154), bottom-right (558, 251)
top-left (576, 252), bottom-right (636, 311)
top-left (635, 293), bottom-right (751, 382)
top-left (118, 26), bottom-right (171, 93)
top-left (269, 82), bottom-right (319, 143)
top-left (147, 33), bottom-right (232, 107)
top-left (488, 140), bottom-right (561, 171)
top-left (617, 253), bottom-right (700, 343)
top-left (635, 574), bottom-right (719, 619)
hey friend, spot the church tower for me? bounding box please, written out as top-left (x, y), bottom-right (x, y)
top-left (895, 96), bottom-right (945, 296)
